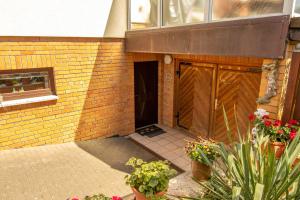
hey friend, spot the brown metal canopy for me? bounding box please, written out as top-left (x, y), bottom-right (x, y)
top-left (125, 15), bottom-right (290, 59)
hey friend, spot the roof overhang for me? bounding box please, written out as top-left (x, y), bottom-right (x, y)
top-left (125, 15), bottom-right (290, 59)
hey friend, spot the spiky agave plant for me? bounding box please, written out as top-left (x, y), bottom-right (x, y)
top-left (197, 108), bottom-right (300, 200)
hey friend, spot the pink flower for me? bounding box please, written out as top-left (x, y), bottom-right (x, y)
top-left (112, 196), bottom-right (122, 200)
top-left (289, 119), bottom-right (298, 126)
top-left (248, 113), bottom-right (255, 121)
top-left (273, 120), bottom-right (282, 127)
top-left (264, 120), bottom-right (272, 127)
top-left (71, 197), bottom-right (80, 200)
top-left (290, 129), bottom-right (297, 140)
top-left (262, 115), bottom-right (270, 120)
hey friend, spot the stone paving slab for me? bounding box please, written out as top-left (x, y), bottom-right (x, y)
top-left (0, 137), bottom-right (160, 200)
top-left (129, 124), bottom-right (195, 171)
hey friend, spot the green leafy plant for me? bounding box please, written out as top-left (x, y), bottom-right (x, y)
top-left (185, 137), bottom-right (219, 165)
top-left (197, 108), bottom-right (300, 200)
top-left (84, 194), bottom-right (112, 200)
top-left (69, 194), bottom-right (121, 200)
top-left (125, 157), bottom-right (177, 198)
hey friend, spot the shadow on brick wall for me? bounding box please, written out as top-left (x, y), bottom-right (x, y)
top-left (73, 38), bottom-right (135, 142)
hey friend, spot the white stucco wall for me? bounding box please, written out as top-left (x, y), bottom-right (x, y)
top-left (0, 0), bottom-right (127, 37)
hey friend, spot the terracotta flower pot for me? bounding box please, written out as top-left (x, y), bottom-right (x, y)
top-left (270, 142), bottom-right (286, 159)
top-left (132, 187), bottom-right (166, 200)
top-left (191, 160), bottom-right (211, 181)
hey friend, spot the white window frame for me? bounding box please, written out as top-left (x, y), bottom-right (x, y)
top-left (127, 0), bottom-right (296, 31)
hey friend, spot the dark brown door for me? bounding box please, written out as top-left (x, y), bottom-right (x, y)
top-left (212, 65), bottom-right (262, 142)
top-left (294, 86), bottom-right (300, 120)
top-left (134, 61), bottom-right (158, 128)
top-left (282, 52), bottom-right (300, 122)
top-left (177, 63), bottom-right (216, 136)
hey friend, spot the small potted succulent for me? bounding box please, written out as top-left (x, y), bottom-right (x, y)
top-left (125, 157), bottom-right (177, 200)
top-left (249, 109), bottom-right (300, 158)
top-left (185, 137), bottom-right (219, 181)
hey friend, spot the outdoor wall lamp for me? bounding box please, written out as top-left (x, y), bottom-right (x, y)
top-left (164, 54), bottom-right (173, 65)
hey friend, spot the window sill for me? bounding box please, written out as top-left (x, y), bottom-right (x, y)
top-left (0, 95), bottom-right (58, 108)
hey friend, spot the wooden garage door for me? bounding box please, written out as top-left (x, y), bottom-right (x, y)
top-left (178, 63), bottom-right (216, 136)
top-left (212, 65), bottom-right (262, 142)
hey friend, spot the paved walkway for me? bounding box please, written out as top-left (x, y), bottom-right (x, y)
top-left (129, 124), bottom-right (195, 171)
top-left (0, 137), bottom-right (160, 200)
top-left (129, 125), bottom-right (204, 198)
top-left (0, 127), bottom-right (202, 200)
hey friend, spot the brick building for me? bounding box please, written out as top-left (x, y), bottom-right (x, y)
top-left (1, 0), bottom-right (300, 150)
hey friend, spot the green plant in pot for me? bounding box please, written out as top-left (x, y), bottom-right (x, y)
top-left (185, 137), bottom-right (219, 181)
top-left (125, 157), bottom-right (177, 200)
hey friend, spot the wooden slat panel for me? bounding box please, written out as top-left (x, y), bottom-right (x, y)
top-left (213, 68), bottom-right (261, 142)
top-left (178, 63), bottom-right (215, 136)
top-left (190, 66), bottom-right (214, 136)
top-left (178, 65), bottom-right (194, 129)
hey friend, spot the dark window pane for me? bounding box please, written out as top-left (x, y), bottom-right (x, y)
top-left (0, 72), bottom-right (50, 95)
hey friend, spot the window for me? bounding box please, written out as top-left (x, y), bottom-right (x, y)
top-left (0, 68), bottom-right (56, 102)
top-left (295, 0), bottom-right (300, 16)
top-left (162, 0), bottom-right (206, 26)
top-left (212, 0), bottom-right (284, 20)
top-left (128, 0), bottom-right (287, 30)
top-left (130, 0), bottom-right (159, 29)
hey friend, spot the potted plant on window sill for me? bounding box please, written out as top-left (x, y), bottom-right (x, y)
top-left (185, 137), bottom-right (219, 181)
top-left (249, 109), bottom-right (300, 159)
top-left (125, 157), bottom-right (177, 200)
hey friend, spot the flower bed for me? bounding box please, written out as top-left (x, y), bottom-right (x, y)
top-left (249, 109), bottom-right (299, 143)
top-left (249, 109), bottom-right (300, 158)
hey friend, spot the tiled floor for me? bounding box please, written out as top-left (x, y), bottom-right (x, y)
top-left (129, 124), bottom-right (195, 171)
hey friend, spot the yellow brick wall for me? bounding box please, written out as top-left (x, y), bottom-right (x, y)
top-left (0, 37), bottom-right (292, 150)
top-left (258, 44), bottom-right (295, 120)
top-left (0, 38), bottom-right (135, 150)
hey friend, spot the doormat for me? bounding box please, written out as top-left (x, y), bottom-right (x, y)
top-left (136, 125), bottom-right (166, 138)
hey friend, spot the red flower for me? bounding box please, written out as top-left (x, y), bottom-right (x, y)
top-left (71, 197), bottom-right (80, 200)
top-left (262, 115), bottom-right (270, 120)
top-left (289, 119), bottom-right (298, 126)
top-left (264, 120), bottom-right (272, 127)
top-left (248, 113), bottom-right (255, 121)
top-left (290, 130), bottom-right (297, 140)
top-left (112, 196), bottom-right (122, 200)
top-left (277, 129), bottom-right (284, 134)
top-left (273, 120), bottom-right (282, 127)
